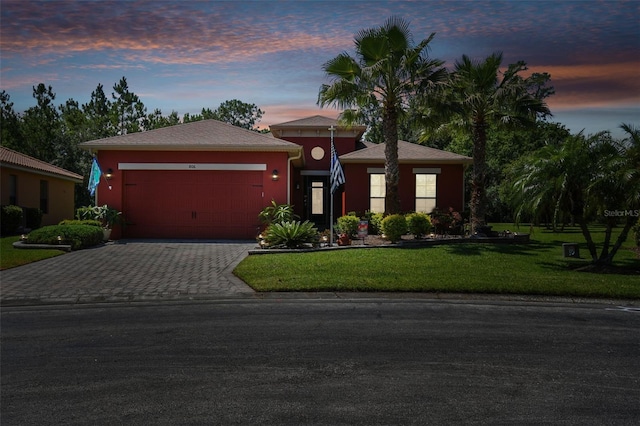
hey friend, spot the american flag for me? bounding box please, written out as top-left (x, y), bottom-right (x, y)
top-left (330, 139), bottom-right (345, 194)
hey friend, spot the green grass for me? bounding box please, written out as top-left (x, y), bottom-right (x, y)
top-left (0, 235), bottom-right (65, 270)
top-left (234, 224), bottom-right (640, 299)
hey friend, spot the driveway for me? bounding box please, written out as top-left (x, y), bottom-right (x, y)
top-left (0, 240), bottom-right (256, 306)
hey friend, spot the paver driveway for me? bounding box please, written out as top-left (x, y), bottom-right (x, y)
top-left (1, 240), bottom-right (256, 306)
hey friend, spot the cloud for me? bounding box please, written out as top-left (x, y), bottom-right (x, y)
top-left (528, 62), bottom-right (640, 109)
top-left (1, 1), bottom-right (349, 66)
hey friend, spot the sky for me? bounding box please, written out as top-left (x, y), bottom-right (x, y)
top-left (1, 0), bottom-right (638, 138)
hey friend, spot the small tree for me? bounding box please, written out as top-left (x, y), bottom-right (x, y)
top-left (504, 124), bottom-right (639, 266)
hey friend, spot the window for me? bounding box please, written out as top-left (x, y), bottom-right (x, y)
top-left (415, 174), bottom-right (436, 213)
top-left (9, 174), bottom-right (17, 205)
top-left (40, 180), bottom-right (49, 214)
top-left (370, 174), bottom-right (385, 213)
top-left (311, 181), bottom-right (324, 215)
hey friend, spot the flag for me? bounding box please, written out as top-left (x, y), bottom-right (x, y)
top-left (330, 140), bottom-right (345, 194)
top-left (88, 157), bottom-right (102, 196)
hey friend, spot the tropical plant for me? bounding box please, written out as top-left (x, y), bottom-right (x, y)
top-left (76, 205), bottom-right (123, 229)
top-left (504, 124), bottom-right (640, 266)
top-left (264, 220), bottom-right (319, 249)
top-left (258, 200), bottom-right (298, 226)
top-left (336, 214), bottom-right (360, 239)
top-left (318, 16), bottom-right (446, 214)
top-left (406, 212), bottom-right (432, 238)
top-left (422, 53), bottom-right (551, 233)
top-left (381, 214), bottom-right (407, 243)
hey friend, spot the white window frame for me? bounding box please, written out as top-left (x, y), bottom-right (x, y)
top-left (413, 168), bottom-right (440, 213)
top-left (368, 170), bottom-right (385, 213)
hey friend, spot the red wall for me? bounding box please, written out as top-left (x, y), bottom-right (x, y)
top-left (343, 163), bottom-right (467, 215)
top-left (281, 137), bottom-right (357, 171)
top-left (95, 150), bottom-right (290, 239)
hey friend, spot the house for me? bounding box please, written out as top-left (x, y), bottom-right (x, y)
top-left (0, 146), bottom-right (84, 226)
top-left (79, 116), bottom-right (471, 240)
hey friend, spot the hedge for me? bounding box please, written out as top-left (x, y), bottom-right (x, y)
top-left (26, 224), bottom-right (103, 250)
top-left (1, 205), bottom-right (23, 235)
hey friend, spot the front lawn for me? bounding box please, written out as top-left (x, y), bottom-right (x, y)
top-left (0, 236), bottom-right (65, 270)
top-left (234, 224), bottom-right (640, 299)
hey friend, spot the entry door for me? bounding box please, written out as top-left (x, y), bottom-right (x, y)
top-left (305, 176), bottom-right (329, 229)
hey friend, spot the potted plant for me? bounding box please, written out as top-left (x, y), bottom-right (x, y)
top-left (77, 205), bottom-right (123, 240)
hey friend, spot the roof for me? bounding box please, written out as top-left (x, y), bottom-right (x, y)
top-left (0, 146), bottom-right (84, 182)
top-left (339, 140), bottom-right (473, 164)
top-left (79, 119), bottom-right (303, 155)
top-left (270, 115), bottom-right (367, 134)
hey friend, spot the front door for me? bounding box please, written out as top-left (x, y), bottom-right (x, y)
top-left (304, 176), bottom-right (329, 230)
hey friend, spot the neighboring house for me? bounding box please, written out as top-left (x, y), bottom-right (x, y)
top-left (79, 115), bottom-right (472, 240)
top-left (0, 146), bottom-right (83, 226)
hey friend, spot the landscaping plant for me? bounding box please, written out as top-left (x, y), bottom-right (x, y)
top-left (25, 224), bottom-right (103, 250)
top-left (258, 200), bottom-right (298, 226)
top-left (336, 214), bottom-right (359, 239)
top-left (381, 214), bottom-right (407, 243)
top-left (406, 212), bottom-right (432, 239)
top-left (264, 220), bottom-right (318, 249)
top-left (76, 205), bottom-right (123, 229)
top-left (1, 205), bottom-right (23, 235)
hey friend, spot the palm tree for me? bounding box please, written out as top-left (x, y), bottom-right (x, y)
top-left (505, 126), bottom-right (639, 266)
top-left (318, 16), bottom-right (445, 214)
top-left (440, 53), bottom-right (551, 233)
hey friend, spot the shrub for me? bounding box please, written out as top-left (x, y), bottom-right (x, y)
top-left (59, 219), bottom-right (103, 227)
top-left (430, 207), bottom-right (464, 235)
top-left (381, 214), bottom-right (407, 243)
top-left (634, 217), bottom-right (640, 247)
top-left (336, 214), bottom-right (359, 239)
top-left (258, 200), bottom-right (299, 226)
top-left (364, 211), bottom-right (384, 235)
top-left (26, 224), bottom-right (103, 250)
top-left (406, 212), bottom-right (432, 239)
top-left (265, 220), bottom-right (318, 248)
top-left (1, 205), bottom-right (23, 235)
top-left (25, 207), bottom-right (43, 230)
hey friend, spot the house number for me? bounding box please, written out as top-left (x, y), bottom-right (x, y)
top-left (188, 164), bottom-right (196, 169)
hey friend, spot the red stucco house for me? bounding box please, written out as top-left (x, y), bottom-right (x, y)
top-left (80, 115), bottom-right (471, 240)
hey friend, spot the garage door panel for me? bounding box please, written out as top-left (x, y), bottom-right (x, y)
top-left (124, 170), bottom-right (263, 239)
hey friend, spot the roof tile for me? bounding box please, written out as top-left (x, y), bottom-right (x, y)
top-left (0, 146), bottom-right (84, 181)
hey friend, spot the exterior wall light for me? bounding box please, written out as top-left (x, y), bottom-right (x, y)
top-left (105, 168), bottom-right (114, 179)
top-left (271, 169), bottom-right (279, 181)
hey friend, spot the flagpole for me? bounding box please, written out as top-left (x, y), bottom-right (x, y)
top-left (329, 125), bottom-right (335, 247)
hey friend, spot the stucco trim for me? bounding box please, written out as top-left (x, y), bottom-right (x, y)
top-left (412, 168), bottom-right (442, 174)
top-left (118, 163), bottom-right (267, 171)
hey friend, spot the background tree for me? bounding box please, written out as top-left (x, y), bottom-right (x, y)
top-left (212, 99), bottom-right (264, 130)
top-left (82, 83), bottom-right (116, 139)
top-left (111, 77), bottom-right (146, 135)
top-left (422, 53), bottom-right (551, 232)
top-left (318, 16), bottom-right (446, 214)
top-left (20, 84), bottom-right (62, 163)
top-left (0, 90), bottom-right (23, 151)
top-left (144, 109), bottom-right (180, 130)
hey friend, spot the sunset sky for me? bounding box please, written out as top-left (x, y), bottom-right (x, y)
top-left (1, 0), bottom-right (638, 138)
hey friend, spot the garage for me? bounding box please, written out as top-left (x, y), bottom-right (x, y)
top-left (123, 169), bottom-right (264, 239)
top-left (79, 119), bottom-right (303, 240)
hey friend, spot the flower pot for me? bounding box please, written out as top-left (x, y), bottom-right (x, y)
top-left (103, 228), bottom-right (112, 241)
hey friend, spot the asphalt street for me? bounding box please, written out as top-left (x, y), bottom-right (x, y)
top-left (2, 299), bottom-right (639, 425)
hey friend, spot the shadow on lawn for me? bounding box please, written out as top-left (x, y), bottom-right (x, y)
top-left (442, 242), bottom-right (545, 257)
